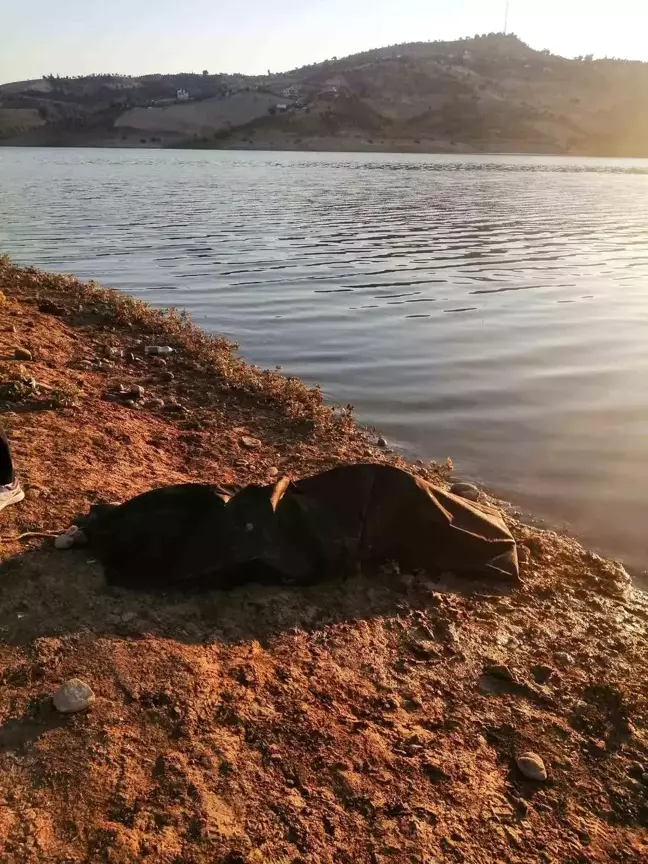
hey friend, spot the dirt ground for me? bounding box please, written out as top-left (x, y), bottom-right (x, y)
top-left (1, 260), bottom-right (648, 864)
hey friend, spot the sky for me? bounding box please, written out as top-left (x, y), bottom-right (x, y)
top-left (3, 0), bottom-right (648, 84)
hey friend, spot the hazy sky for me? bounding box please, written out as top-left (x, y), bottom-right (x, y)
top-left (3, 0), bottom-right (648, 84)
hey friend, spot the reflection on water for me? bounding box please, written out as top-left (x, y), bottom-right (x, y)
top-left (1, 148), bottom-right (648, 572)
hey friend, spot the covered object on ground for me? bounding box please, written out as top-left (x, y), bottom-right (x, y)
top-left (82, 463), bottom-right (519, 589)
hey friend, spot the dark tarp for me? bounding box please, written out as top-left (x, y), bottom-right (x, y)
top-left (81, 463), bottom-right (519, 590)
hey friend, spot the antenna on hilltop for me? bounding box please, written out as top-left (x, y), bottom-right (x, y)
top-left (504, 0), bottom-right (510, 33)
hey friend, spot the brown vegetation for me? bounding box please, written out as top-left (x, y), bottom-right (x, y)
top-left (3, 34), bottom-right (648, 155)
top-left (1, 259), bottom-right (648, 863)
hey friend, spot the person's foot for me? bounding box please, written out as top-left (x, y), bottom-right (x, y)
top-left (0, 480), bottom-right (25, 513)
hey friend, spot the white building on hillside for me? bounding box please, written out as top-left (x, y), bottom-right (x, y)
top-left (177, 89), bottom-right (190, 101)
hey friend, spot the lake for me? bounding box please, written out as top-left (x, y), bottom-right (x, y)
top-left (1, 147), bottom-right (648, 573)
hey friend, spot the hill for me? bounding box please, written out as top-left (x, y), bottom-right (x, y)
top-left (1, 34), bottom-right (648, 155)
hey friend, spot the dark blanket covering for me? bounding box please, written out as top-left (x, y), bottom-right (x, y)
top-left (82, 463), bottom-right (519, 590)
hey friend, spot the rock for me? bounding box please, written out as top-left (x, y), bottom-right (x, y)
top-left (628, 761), bottom-right (646, 778)
top-left (554, 651), bottom-right (574, 668)
top-left (14, 348), bottom-right (32, 361)
top-left (39, 300), bottom-right (67, 316)
top-left (422, 759), bottom-right (450, 782)
top-left (268, 466), bottom-right (279, 477)
top-left (641, 773), bottom-right (648, 787)
top-left (376, 436), bottom-right (388, 448)
top-left (121, 611), bottom-right (137, 623)
top-left (164, 400), bottom-right (185, 413)
top-left (130, 385), bottom-right (145, 400)
top-left (484, 663), bottom-right (516, 682)
top-left (146, 398), bottom-right (165, 409)
top-left (450, 482), bottom-right (480, 502)
top-left (531, 664), bottom-right (555, 684)
top-left (240, 436), bottom-right (262, 450)
top-left (53, 678), bottom-right (95, 713)
top-left (54, 533), bottom-right (75, 550)
top-left (517, 545), bottom-right (531, 565)
top-left (516, 752), bottom-right (547, 781)
top-left (160, 371), bottom-right (175, 382)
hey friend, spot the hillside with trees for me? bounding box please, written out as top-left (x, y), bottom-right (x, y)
top-left (1, 34), bottom-right (647, 156)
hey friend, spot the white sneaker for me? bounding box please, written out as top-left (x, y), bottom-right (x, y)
top-left (0, 481), bottom-right (25, 513)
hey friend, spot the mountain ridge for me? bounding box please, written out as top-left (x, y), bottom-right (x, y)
top-left (2, 34), bottom-right (647, 156)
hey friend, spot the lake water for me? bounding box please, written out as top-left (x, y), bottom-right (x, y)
top-left (2, 148), bottom-right (648, 572)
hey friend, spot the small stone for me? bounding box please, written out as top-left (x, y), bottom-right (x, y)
top-left (485, 663), bottom-right (516, 682)
top-left (240, 436), bottom-right (261, 450)
top-left (39, 300), bottom-right (67, 316)
top-left (422, 759), bottom-right (450, 782)
top-left (14, 348), bottom-right (32, 361)
top-left (54, 533), bottom-right (75, 550)
top-left (641, 773), bottom-right (648, 787)
top-left (146, 398), bottom-right (165, 409)
top-left (450, 482), bottom-right (480, 502)
top-left (164, 400), bottom-right (185, 413)
top-left (627, 761), bottom-right (646, 778)
top-left (516, 752), bottom-right (547, 781)
top-left (517, 545), bottom-right (531, 565)
top-left (531, 664), bottom-right (555, 684)
top-left (554, 651), bottom-right (574, 668)
top-left (160, 371), bottom-right (175, 382)
top-left (123, 399), bottom-right (137, 408)
top-left (53, 678), bottom-right (95, 713)
top-left (268, 466), bottom-right (279, 477)
top-left (130, 385), bottom-right (145, 400)
top-left (376, 436), bottom-right (388, 448)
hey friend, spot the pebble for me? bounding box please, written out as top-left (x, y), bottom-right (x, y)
top-left (130, 384), bottom-right (145, 400)
top-left (554, 651), bottom-right (574, 668)
top-left (376, 436), bottom-right (388, 448)
top-left (160, 371), bottom-right (175, 382)
top-left (14, 347), bottom-right (32, 361)
top-left (53, 678), bottom-right (95, 713)
top-left (268, 466), bottom-right (279, 477)
top-left (531, 664), bottom-right (555, 684)
top-left (450, 482), bottom-right (480, 502)
top-left (628, 761), bottom-right (646, 778)
top-left (517, 545), bottom-right (531, 565)
top-left (240, 436), bottom-right (262, 450)
top-left (146, 398), bottom-right (165, 409)
top-left (54, 532), bottom-right (76, 550)
top-left (642, 773), bottom-right (648, 786)
top-left (516, 752), bottom-right (547, 781)
top-left (484, 663), bottom-right (516, 682)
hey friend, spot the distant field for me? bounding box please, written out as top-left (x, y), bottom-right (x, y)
top-left (115, 92), bottom-right (279, 135)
